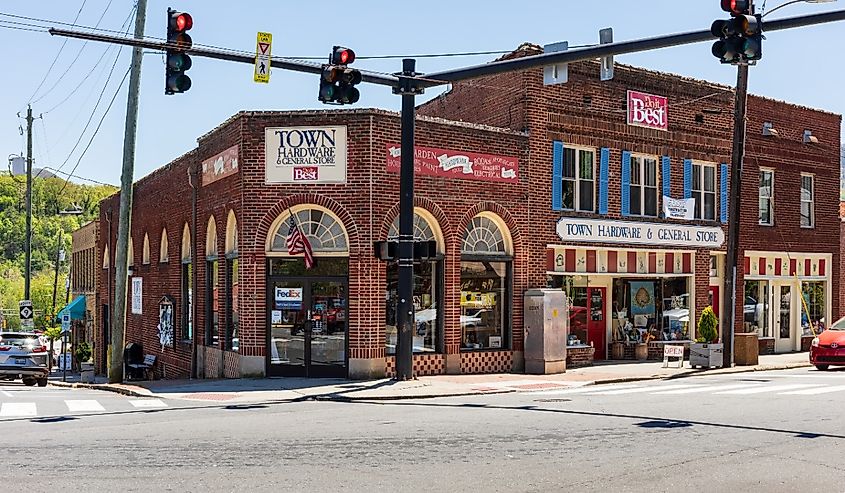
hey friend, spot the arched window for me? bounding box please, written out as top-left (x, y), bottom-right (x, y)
top-left (128, 237), bottom-right (135, 267)
top-left (460, 212), bottom-right (513, 351)
top-left (142, 233), bottom-right (151, 265)
top-left (385, 209), bottom-right (444, 355)
top-left (224, 210), bottom-right (239, 352)
top-left (205, 216), bottom-right (219, 347)
top-left (268, 207), bottom-right (348, 254)
top-left (181, 223), bottom-right (193, 341)
top-left (159, 228), bottom-right (169, 263)
top-left (102, 244), bottom-right (110, 269)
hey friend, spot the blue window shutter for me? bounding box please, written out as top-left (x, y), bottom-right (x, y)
top-left (552, 141), bottom-right (563, 211)
top-left (599, 148), bottom-right (610, 214)
top-left (621, 151), bottom-right (631, 216)
top-left (683, 159), bottom-right (693, 200)
top-left (720, 163), bottom-right (729, 224)
top-left (661, 156), bottom-right (671, 198)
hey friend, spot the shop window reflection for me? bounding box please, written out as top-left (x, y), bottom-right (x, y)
top-left (801, 281), bottom-right (826, 335)
top-left (611, 277), bottom-right (690, 343)
top-left (460, 261), bottom-right (508, 350)
top-left (385, 260), bottom-right (441, 354)
top-left (744, 280), bottom-right (770, 337)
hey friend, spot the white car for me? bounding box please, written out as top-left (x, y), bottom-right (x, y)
top-left (0, 332), bottom-right (49, 386)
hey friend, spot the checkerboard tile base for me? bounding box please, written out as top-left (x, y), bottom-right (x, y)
top-left (384, 354), bottom-right (446, 378)
top-left (224, 350), bottom-right (240, 378)
top-left (460, 351), bottom-right (514, 374)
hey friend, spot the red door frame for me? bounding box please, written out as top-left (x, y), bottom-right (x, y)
top-left (587, 287), bottom-right (607, 360)
top-left (709, 285), bottom-right (720, 317)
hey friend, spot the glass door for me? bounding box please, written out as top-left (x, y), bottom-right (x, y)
top-left (587, 287), bottom-right (606, 360)
top-left (267, 278), bottom-right (347, 377)
top-left (774, 283), bottom-right (794, 353)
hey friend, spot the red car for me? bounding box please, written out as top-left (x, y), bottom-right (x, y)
top-left (810, 317), bottom-right (845, 370)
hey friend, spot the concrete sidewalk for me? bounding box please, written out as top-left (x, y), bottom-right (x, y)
top-left (49, 352), bottom-right (811, 402)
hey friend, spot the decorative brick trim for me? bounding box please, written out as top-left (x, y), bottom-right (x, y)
top-left (460, 350), bottom-right (514, 374)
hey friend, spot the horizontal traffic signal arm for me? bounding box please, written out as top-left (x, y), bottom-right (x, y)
top-left (48, 8), bottom-right (845, 89)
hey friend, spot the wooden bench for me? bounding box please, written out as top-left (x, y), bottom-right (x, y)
top-left (126, 354), bottom-right (156, 380)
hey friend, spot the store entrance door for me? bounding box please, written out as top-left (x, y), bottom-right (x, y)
top-left (267, 278), bottom-right (347, 377)
top-left (587, 287), bottom-right (607, 360)
top-left (773, 283), bottom-right (795, 353)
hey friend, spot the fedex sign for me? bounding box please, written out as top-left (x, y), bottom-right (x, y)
top-left (627, 90), bottom-right (668, 131)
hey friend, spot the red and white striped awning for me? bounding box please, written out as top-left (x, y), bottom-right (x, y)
top-left (743, 251), bottom-right (830, 279)
top-left (546, 247), bottom-right (694, 275)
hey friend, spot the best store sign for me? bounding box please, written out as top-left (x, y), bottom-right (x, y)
top-left (627, 90), bottom-right (668, 131)
top-left (265, 126), bottom-right (347, 184)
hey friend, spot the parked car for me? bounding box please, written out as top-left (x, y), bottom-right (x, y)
top-left (0, 332), bottom-right (49, 386)
top-left (810, 315), bottom-right (845, 370)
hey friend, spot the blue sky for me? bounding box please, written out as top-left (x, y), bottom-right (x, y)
top-left (1, 0), bottom-right (842, 187)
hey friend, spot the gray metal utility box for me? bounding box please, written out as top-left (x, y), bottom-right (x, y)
top-left (523, 289), bottom-right (568, 374)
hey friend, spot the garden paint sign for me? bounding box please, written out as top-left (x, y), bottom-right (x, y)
top-left (386, 144), bottom-right (519, 183)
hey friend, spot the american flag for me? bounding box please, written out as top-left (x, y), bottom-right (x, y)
top-left (286, 215), bottom-right (314, 269)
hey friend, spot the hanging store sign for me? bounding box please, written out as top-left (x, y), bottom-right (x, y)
top-left (627, 90), bottom-right (668, 131)
top-left (386, 144), bottom-right (519, 183)
top-left (265, 126), bottom-right (347, 184)
top-left (202, 145), bottom-right (239, 186)
top-left (662, 196), bottom-right (695, 220)
top-left (556, 217), bottom-right (724, 248)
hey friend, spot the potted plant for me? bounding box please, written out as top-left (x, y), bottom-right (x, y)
top-left (690, 306), bottom-right (724, 368)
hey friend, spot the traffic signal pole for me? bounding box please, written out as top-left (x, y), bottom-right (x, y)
top-left (394, 59), bottom-right (420, 381)
top-left (109, 0), bottom-right (147, 384)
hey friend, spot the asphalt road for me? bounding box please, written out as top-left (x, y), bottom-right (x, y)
top-left (3, 368), bottom-right (845, 492)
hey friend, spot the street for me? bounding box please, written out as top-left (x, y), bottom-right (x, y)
top-left (2, 368), bottom-right (845, 492)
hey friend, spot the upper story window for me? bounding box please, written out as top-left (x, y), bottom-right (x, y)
top-left (693, 163), bottom-right (717, 221)
top-left (629, 155), bottom-right (658, 217)
top-left (562, 147), bottom-right (595, 212)
top-left (801, 173), bottom-right (814, 228)
top-left (759, 169), bottom-right (774, 226)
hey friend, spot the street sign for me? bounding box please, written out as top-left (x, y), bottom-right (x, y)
top-left (254, 32), bottom-right (272, 83)
top-left (61, 312), bottom-right (71, 333)
top-left (19, 300), bottom-right (34, 329)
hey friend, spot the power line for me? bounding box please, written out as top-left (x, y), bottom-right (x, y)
top-left (32, 0), bottom-right (116, 105)
top-left (51, 39), bottom-right (126, 177)
top-left (58, 66), bottom-right (131, 196)
top-left (40, 166), bottom-right (116, 187)
top-left (26, 0), bottom-right (88, 103)
top-left (44, 5), bottom-right (136, 114)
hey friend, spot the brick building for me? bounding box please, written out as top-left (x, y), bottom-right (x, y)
top-left (70, 220), bottom-right (99, 352)
top-left (95, 44), bottom-right (841, 379)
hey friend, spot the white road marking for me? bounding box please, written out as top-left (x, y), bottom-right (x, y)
top-left (714, 384), bottom-right (822, 395)
top-left (779, 385), bottom-right (845, 395)
top-left (129, 399), bottom-right (167, 408)
top-left (65, 400), bottom-right (105, 412)
top-left (590, 384), bottom-right (701, 395)
top-left (533, 384), bottom-right (645, 395)
top-left (651, 384), bottom-right (761, 395)
top-left (0, 402), bottom-right (36, 417)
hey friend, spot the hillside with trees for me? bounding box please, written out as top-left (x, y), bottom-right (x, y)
top-left (0, 174), bottom-right (115, 329)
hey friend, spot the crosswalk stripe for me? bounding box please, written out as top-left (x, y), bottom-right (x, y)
top-left (0, 402), bottom-right (36, 417)
top-left (714, 384), bottom-right (822, 395)
top-left (532, 384), bottom-right (644, 395)
top-left (650, 384), bottom-right (761, 395)
top-left (129, 399), bottom-right (167, 408)
top-left (65, 400), bottom-right (105, 412)
top-left (590, 384), bottom-right (701, 395)
top-left (778, 385), bottom-right (845, 395)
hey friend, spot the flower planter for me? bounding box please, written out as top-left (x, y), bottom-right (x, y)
top-left (611, 342), bottom-right (625, 360)
top-left (689, 343), bottom-right (724, 368)
top-left (634, 343), bottom-right (648, 360)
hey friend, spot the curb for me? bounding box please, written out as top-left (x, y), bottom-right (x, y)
top-left (306, 389), bottom-right (515, 402)
top-left (49, 380), bottom-right (151, 398)
top-left (587, 362), bottom-right (812, 386)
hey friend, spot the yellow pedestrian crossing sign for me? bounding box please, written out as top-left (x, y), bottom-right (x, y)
top-left (254, 32), bottom-right (272, 83)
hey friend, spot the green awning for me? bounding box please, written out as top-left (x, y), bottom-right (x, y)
top-left (58, 295), bottom-right (86, 321)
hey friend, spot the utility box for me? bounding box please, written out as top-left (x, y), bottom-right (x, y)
top-left (523, 289), bottom-right (568, 374)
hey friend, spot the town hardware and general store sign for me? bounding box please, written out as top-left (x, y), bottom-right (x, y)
top-left (556, 217), bottom-right (724, 248)
top-left (265, 126), bottom-right (347, 184)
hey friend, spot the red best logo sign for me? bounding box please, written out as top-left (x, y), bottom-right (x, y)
top-left (627, 90), bottom-right (668, 131)
top-left (293, 167), bottom-right (319, 181)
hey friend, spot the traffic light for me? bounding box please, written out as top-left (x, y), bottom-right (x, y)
top-left (165, 9), bottom-right (193, 95)
top-left (712, 1), bottom-right (762, 64)
top-left (318, 46), bottom-right (362, 105)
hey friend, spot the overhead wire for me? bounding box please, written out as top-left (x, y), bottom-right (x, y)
top-left (40, 166), bottom-right (116, 187)
top-left (26, 0), bottom-right (87, 103)
top-left (32, 0), bottom-right (115, 105)
top-left (57, 65), bottom-right (131, 197)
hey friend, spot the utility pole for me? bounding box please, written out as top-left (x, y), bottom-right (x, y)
top-left (24, 106), bottom-right (33, 301)
top-left (109, 0), bottom-right (147, 384)
top-left (722, 62), bottom-right (749, 369)
top-left (51, 230), bottom-right (63, 321)
top-left (394, 59), bottom-right (422, 381)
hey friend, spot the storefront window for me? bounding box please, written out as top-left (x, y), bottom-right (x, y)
top-left (205, 259), bottom-right (219, 347)
top-left (611, 277), bottom-right (690, 343)
top-left (384, 211), bottom-right (443, 354)
top-left (461, 214), bottom-right (511, 350)
top-left (226, 257), bottom-right (239, 351)
top-left (182, 262), bottom-right (192, 341)
top-left (744, 280), bottom-right (770, 337)
top-left (802, 281), bottom-right (826, 335)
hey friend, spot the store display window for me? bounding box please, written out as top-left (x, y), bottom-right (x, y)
top-left (744, 280), bottom-right (770, 337)
top-left (611, 277), bottom-right (691, 343)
